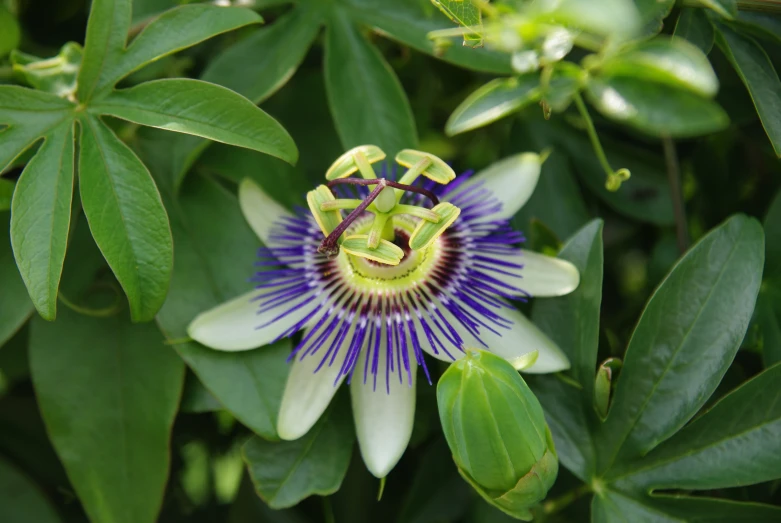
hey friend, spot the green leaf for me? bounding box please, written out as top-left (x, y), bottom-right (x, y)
top-left (714, 23), bottom-right (781, 157)
top-left (699, 0), bottom-right (737, 19)
top-left (10, 121), bottom-right (75, 320)
top-left (91, 79), bottom-right (298, 164)
top-left (200, 145), bottom-right (312, 208)
top-left (201, 8), bottom-right (322, 103)
top-left (95, 5), bottom-right (262, 94)
top-left (243, 399), bottom-right (354, 509)
top-left (430, 0), bottom-right (482, 47)
top-left (509, 115), bottom-right (590, 239)
top-left (0, 212), bottom-right (33, 347)
top-left (29, 307), bottom-right (184, 523)
top-left (343, 0), bottom-right (511, 74)
top-left (77, 0), bottom-right (132, 101)
top-left (534, 220), bottom-right (604, 397)
top-left (324, 10), bottom-right (417, 156)
top-left (0, 455), bottom-right (62, 523)
top-left (445, 75), bottom-right (541, 136)
top-left (585, 74), bottom-right (729, 138)
top-left (180, 373), bottom-right (223, 414)
top-left (0, 5), bottom-right (21, 58)
top-left (617, 363), bottom-right (781, 490)
top-left (601, 37), bottom-right (718, 97)
top-left (78, 116), bottom-right (173, 322)
top-left (737, 11), bottom-right (781, 45)
top-left (151, 9), bottom-right (318, 193)
top-left (0, 86), bottom-right (75, 171)
top-left (674, 8), bottom-right (715, 54)
top-left (758, 190), bottom-right (781, 366)
top-left (633, 0), bottom-right (675, 37)
top-left (538, 0), bottom-right (641, 39)
top-left (529, 220), bottom-right (603, 481)
top-left (652, 496), bottom-right (781, 522)
top-left (592, 490), bottom-right (781, 522)
top-left (543, 120), bottom-right (675, 226)
top-left (598, 215), bottom-right (765, 469)
top-left (152, 164), bottom-right (289, 440)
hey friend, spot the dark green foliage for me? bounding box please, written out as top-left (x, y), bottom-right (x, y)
top-left (1, 1), bottom-right (780, 522)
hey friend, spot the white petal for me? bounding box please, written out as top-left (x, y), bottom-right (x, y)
top-left (351, 338), bottom-right (416, 478)
top-left (432, 301), bottom-right (569, 374)
top-left (456, 153), bottom-right (542, 219)
top-left (187, 290), bottom-right (317, 351)
top-left (277, 347), bottom-right (346, 440)
top-left (476, 249), bottom-right (579, 298)
top-left (482, 308), bottom-right (570, 374)
top-left (239, 178), bottom-right (293, 245)
top-left (519, 249), bottom-right (580, 297)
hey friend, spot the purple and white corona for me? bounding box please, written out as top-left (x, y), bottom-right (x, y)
top-left (188, 146), bottom-right (579, 478)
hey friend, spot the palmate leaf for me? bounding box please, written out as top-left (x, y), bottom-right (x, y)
top-left (1, 0), bottom-right (298, 323)
top-left (165, 0), bottom-right (516, 194)
top-left (30, 307), bottom-right (184, 523)
top-left (599, 215), bottom-right (764, 466)
top-left (531, 215), bottom-right (780, 519)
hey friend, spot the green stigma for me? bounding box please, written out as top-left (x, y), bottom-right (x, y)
top-left (309, 146), bottom-right (462, 266)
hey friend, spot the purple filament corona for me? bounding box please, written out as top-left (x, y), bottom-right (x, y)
top-left (250, 166), bottom-right (528, 393)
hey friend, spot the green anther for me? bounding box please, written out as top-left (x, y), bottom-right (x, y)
top-left (395, 157), bottom-right (434, 203)
top-left (320, 199), bottom-right (363, 212)
top-left (395, 149), bottom-right (456, 185)
top-left (341, 235), bottom-right (404, 266)
top-left (392, 204), bottom-right (441, 223)
top-left (307, 185), bottom-right (343, 238)
top-left (354, 150), bottom-right (378, 180)
top-left (325, 145), bottom-right (386, 180)
top-left (409, 202), bottom-right (461, 251)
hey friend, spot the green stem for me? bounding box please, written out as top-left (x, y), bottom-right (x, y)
top-left (573, 92), bottom-right (629, 191)
top-left (58, 288), bottom-right (123, 318)
top-left (381, 215), bottom-right (395, 242)
top-left (322, 497), bottom-right (335, 523)
top-left (542, 483), bottom-right (592, 516)
top-left (573, 93), bottom-right (612, 178)
top-left (662, 136), bottom-right (689, 253)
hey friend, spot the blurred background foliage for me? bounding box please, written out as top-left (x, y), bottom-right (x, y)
top-left (1, 0), bottom-right (781, 522)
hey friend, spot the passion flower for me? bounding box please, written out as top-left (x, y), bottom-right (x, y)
top-left (188, 146), bottom-right (579, 478)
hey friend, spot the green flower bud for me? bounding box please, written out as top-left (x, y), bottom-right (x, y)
top-left (437, 349), bottom-right (558, 521)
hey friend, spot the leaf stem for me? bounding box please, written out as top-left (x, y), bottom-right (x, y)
top-left (662, 136), bottom-right (689, 253)
top-left (573, 93), bottom-right (628, 191)
top-left (541, 483), bottom-right (592, 516)
top-left (322, 496), bottom-right (335, 523)
top-left (58, 287), bottom-right (123, 318)
top-left (574, 92), bottom-right (612, 177)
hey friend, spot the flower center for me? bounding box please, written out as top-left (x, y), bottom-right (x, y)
top-left (336, 216), bottom-right (442, 288)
